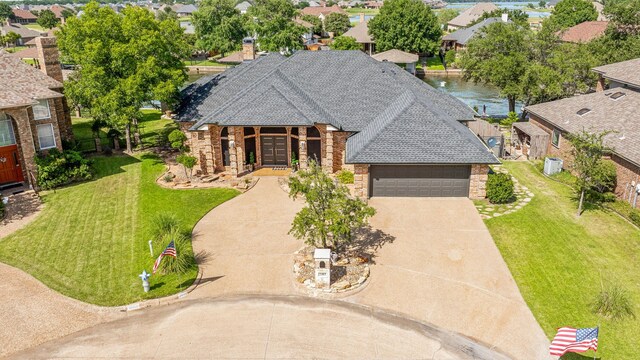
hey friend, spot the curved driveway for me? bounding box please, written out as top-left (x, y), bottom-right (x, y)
top-left (190, 177), bottom-right (549, 359)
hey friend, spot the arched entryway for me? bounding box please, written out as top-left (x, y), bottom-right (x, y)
top-left (260, 127), bottom-right (287, 166)
top-left (306, 126), bottom-right (321, 165)
top-left (220, 127), bottom-right (230, 167)
top-left (0, 112), bottom-right (24, 185)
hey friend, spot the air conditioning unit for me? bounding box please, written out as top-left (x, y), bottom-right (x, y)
top-left (544, 157), bottom-right (563, 176)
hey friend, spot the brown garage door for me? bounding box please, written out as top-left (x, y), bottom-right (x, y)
top-left (370, 165), bottom-right (470, 197)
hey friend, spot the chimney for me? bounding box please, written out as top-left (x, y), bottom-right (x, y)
top-left (359, 12), bottom-right (365, 23)
top-left (35, 36), bottom-right (64, 84)
top-left (242, 37), bottom-right (256, 61)
top-left (501, 13), bottom-right (509, 22)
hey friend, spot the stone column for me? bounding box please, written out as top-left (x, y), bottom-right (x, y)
top-left (255, 127), bottom-right (261, 168)
top-left (324, 128), bottom-right (333, 173)
top-left (286, 127), bottom-right (292, 167)
top-left (596, 74), bottom-right (606, 92)
top-left (210, 125), bottom-right (224, 173)
top-left (228, 127), bottom-right (238, 176)
top-left (298, 126), bottom-right (307, 169)
top-left (235, 126), bottom-right (244, 173)
top-left (354, 164), bottom-right (369, 199)
top-left (469, 164), bottom-right (489, 199)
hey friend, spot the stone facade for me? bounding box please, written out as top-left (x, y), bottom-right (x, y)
top-left (353, 164), bottom-right (369, 199)
top-left (469, 164), bottom-right (489, 199)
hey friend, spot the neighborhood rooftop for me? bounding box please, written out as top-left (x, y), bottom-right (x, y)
top-left (176, 50), bottom-right (498, 165)
top-left (558, 21), bottom-right (608, 43)
top-left (592, 58), bottom-right (640, 88)
top-left (443, 17), bottom-right (505, 46)
top-left (0, 49), bottom-right (63, 109)
top-left (526, 88), bottom-right (640, 166)
top-left (447, 2), bottom-right (498, 28)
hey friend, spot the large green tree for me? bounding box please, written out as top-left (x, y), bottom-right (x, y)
top-left (0, 3), bottom-right (14, 21)
top-left (301, 14), bottom-right (323, 35)
top-left (330, 35), bottom-right (360, 50)
top-left (603, 0), bottom-right (640, 33)
top-left (459, 22), bottom-right (531, 113)
top-left (57, 1), bottom-right (188, 153)
top-left (246, 0), bottom-right (306, 52)
top-left (323, 12), bottom-right (350, 36)
top-left (368, 0), bottom-right (441, 54)
top-left (437, 8), bottom-right (459, 30)
top-left (547, 0), bottom-right (598, 29)
top-left (192, 0), bottom-right (245, 55)
top-left (37, 9), bottom-right (60, 29)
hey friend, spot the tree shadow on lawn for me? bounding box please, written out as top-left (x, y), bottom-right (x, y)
top-left (561, 353), bottom-right (600, 360)
top-left (89, 153), bottom-right (141, 180)
top-left (346, 226), bottom-right (395, 265)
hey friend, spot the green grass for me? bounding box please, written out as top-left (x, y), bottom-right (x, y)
top-left (25, 23), bottom-right (46, 31)
top-left (183, 59), bottom-right (229, 67)
top-left (423, 56), bottom-right (445, 70)
top-left (2, 45), bottom-right (27, 54)
top-left (485, 161), bottom-right (640, 359)
top-left (344, 8), bottom-right (379, 15)
top-left (0, 154), bottom-right (238, 306)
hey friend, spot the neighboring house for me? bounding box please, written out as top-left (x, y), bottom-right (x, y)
top-left (342, 19), bottom-right (375, 54)
top-left (442, 17), bottom-right (507, 51)
top-left (1, 22), bottom-right (46, 46)
top-left (521, 58), bottom-right (640, 202)
top-left (173, 4), bottom-right (198, 17)
top-left (364, 1), bottom-right (383, 9)
top-left (558, 21), bottom-right (608, 43)
top-left (235, 1), bottom-right (252, 14)
top-left (301, 5), bottom-right (347, 21)
top-left (447, 2), bottom-right (499, 31)
top-left (0, 38), bottom-right (73, 188)
top-left (293, 17), bottom-right (318, 46)
top-left (11, 8), bottom-right (38, 24)
top-left (371, 49), bottom-right (419, 74)
top-left (175, 46), bottom-right (498, 199)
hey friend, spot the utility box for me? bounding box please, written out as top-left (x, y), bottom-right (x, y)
top-left (544, 157), bottom-right (564, 176)
top-left (314, 248), bottom-right (331, 289)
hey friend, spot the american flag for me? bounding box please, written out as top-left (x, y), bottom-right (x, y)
top-left (549, 327), bottom-right (598, 357)
top-left (152, 240), bottom-right (177, 274)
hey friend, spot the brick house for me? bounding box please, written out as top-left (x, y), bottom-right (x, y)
top-left (524, 58), bottom-right (640, 203)
top-left (175, 45), bottom-right (498, 199)
top-left (0, 37), bottom-right (73, 188)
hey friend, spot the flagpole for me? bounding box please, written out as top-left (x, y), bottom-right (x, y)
top-left (593, 325), bottom-right (599, 360)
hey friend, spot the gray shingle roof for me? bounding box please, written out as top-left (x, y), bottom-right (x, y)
top-left (443, 18), bottom-right (505, 46)
top-left (526, 88), bottom-right (640, 166)
top-left (592, 58), bottom-right (640, 89)
top-left (447, 2), bottom-right (499, 28)
top-left (177, 50), bottom-right (498, 165)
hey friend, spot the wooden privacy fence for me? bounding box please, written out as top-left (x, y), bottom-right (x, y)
top-left (467, 118), bottom-right (504, 158)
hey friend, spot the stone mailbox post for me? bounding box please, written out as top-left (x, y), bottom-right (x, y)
top-left (314, 248), bottom-right (331, 289)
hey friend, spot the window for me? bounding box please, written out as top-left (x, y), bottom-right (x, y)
top-left (33, 99), bottom-right (51, 120)
top-left (576, 108), bottom-right (591, 116)
top-left (610, 91), bottom-right (626, 100)
top-left (0, 113), bottom-right (16, 147)
top-left (37, 124), bottom-right (56, 150)
top-left (552, 128), bottom-right (561, 148)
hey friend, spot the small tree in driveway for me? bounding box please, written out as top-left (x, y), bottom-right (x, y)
top-left (288, 161), bottom-right (376, 250)
top-left (567, 130), bottom-right (613, 216)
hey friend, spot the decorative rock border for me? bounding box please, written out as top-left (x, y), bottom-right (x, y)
top-left (475, 166), bottom-right (535, 220)
top-left (293, 246), bottom-right (370, 295)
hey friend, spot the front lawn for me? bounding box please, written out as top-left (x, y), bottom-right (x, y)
top-left (0, 155), bottom-right (238, 306)
top-left (423, 56), bottom-right (445, 70)
top-left (485, 161), bottom-right (640, 359)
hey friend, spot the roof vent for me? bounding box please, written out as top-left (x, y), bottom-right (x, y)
top-left (576, 108), bottom-right (591, 116)
top-left (610, 91), bottom-right (626, 100)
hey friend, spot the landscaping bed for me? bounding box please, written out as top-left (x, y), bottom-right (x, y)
top-left (293, 246), bottom-right (370, 294)
top-left (483, 161), bottom-right (640, 359)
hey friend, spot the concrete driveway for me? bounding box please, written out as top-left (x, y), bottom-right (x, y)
top-left (347, 197), bottom-right (550, 359)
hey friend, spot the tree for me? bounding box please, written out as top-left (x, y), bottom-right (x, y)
top-left (192, 0), bottom-right (245, 56)
top-left (168, 129), bottom-right (187, 150)
top-left (330, 35), bottom-right (360, 50)
top-left (459, 22), bottom-right (531, 113)
top-left (437, 8), bottom-right (459, 30)
top-left (57, 2), bottom-right (189, 153)
top-left (288, 161), bottom-right (376, 250)
top-left (471, 8), bottom-right (529, 27)
top-left (60, 8), bottom-right (75, 20)
top-left (539, 0), bottom-right (547, 7)
top-left (547, 0), bottom-right (598, 29)
top-left (567, 130), bottom-right (613, 216)
top-left (0, 3), bottom-right (14, 21)
top-left (157, 6), bottom-right (178, 21)
top-left (37, 9), bottom-right (60, 30)
top-left (301, 14), bottom-right (323, 35)
top-left (176, 153), bottom-right (197, 179)
top-left (4, 32), bottom-right (21, 47)
top-left (603, 0), bottom-right (640, 34)
top-left (246, 0), bottom-right (306, 52)
top-left (368, 0), bottom-right (442, 54)
top-left (324, 12), bottom-right (350, 36)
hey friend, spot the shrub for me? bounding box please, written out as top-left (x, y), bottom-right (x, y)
top-left (151, 212), bottom-right (180, 243)
top-left (592, 159), bottom-right (617, 193)
top-left (154, 228), bottom-right (196, 275)
top-left (591, 284), bottom-right (635, 321)
top-left (176, 154), bottom-right (197, 179)
top-left (501, 112), bottom-right (519, 127)
top-left (34, 149), bottom-right (93, 190)
top-left (444, 49), bottom-right (456, 66)
top-left (163, 174), bottom-right (173, 183)
top-left (336, 170), bottom-right (354, 184)
top-left (629, 210), bottom-right (640, 227)
top-left (102, 145), bottom-right (113, 156)
top-left (486, 172), bottom-right (515, 204)
top-left (168, 130), bottom-right (187, 150)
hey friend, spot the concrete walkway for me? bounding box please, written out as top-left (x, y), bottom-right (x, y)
top-left (12, 296), bottom-right (504, 360)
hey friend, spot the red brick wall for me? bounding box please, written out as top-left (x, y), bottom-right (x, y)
top-left (529, 115), bottom-right (574, 167)
top-left (611, 154), bottom-right (640, 200)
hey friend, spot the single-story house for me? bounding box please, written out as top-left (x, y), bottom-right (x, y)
top-left (524, 57), bottom-right (640, 202)
top-left (175, 44), bottom-right (499, 199)
top-left (447, 2), bottom-right (498, 31)
top-left (301, 5), bottom-right (347, 21)
top-left (11, 8), bottom-right (37, 24)
top-left (173, 4), bottom-right (198, 17)
top-left (558, 21), bottom-right (608, 44)
top-left (442, 17), bottom-right (506, 51)
top-left (0, 37), bottom-right (73, 188)
top-left (1, 22), bottom-right (47, 46)
top-left (342, 20), bottom-right (375, 54)
top-left (371, 49), bottom-right (419, 74)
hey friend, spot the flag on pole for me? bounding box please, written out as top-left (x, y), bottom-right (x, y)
top-left (152, 240), bottom-right (177, 274)
top-left (549, 327), bottom-right (598, 357)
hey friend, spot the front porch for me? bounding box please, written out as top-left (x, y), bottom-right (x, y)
top-left (186, 124), bottom-right (350, 178)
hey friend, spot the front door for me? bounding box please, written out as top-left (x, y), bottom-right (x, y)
top-left (260, 136), bottom-right (287, 166)
top-left (0, 145), bottom-right (24, 185)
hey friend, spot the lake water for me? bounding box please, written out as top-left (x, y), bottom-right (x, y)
top-left (423, 74), bottom-right (523, 116)
top-left (445, 2), bottom-right (551, 18)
